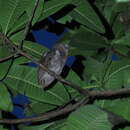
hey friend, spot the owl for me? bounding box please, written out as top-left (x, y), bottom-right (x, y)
top-left (37, 43), bottom-right (69, 89)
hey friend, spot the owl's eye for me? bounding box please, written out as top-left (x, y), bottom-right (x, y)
top-left (59, 50), bottom-right (66, 57)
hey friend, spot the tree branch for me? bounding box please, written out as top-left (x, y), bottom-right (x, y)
top-left (89, 88), bottom-right (130, 100)
top-left (1, 87), bottom-right (130, 125)
top-left (0, 97), bottom-right (89, 124)
top-left (0, 85), bottom-right (130, 124)
top-left (0, 32), bottom-right (88, 96)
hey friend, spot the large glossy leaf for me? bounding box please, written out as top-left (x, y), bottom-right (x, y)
top-left (10, 40), bottom-right (48, 59)
top-left (25, 101), bottom-right (57, 116)
top-left (112, 45), bottom-right (129, 57)
top-left (61, 105), bottom-right (112, 130)
top-left (96, 99), bottom-right (130, 121)
top-left (21, 41), bottom-right (48, 59)
top-left (10, 30), bottom-right (25, 43)
top-left (13, 56), bottom-right (31, 65)
top-left (65, 70), bottom-right (87, 98)
top-left (69, 27), bottom-right (108, 51)
top-left (38, 0), bottom-right (71, 22)
top-left (4, 65), bottom-right (70, 106)
top-left (104, 59), bottom-right (130, 89)
top-left (57, 15), bottom-right (73, 24)
top-left (0, 0), bottom-right (44, 35)
top-left (0, 0), bottom-right (26, 34)
top-left (83, 57), bottom-right (105, 87)
top-left (25, 0), bottom-right (44, 25)
top-left (0, 83), bottom-right (13, 112)
top-left (7, 13), bottom-right (28, 37)
top-left (95, 0), bottom-right (107, 12)
top-left (0, 60), bottom-right (12, 80)
top-left (0, 40), bottom-right (13, 79)
top-left (69, 0), bottom-right (105, 33)
top-left (112, 31), bottom-right (130, 46)
top-left (45, 120), bottom-right (66, 130)
top-left (112, 16), bottom-right (125, 39)
top-left (58, 28), bottom-right (97, 56)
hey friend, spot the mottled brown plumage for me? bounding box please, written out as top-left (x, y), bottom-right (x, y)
top-left (37, 43), bottom-right (68, 89)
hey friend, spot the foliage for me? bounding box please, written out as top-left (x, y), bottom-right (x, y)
top-left (0, 0), bottom-right (130, 129)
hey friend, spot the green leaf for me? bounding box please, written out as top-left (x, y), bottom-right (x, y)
top-left (13, 57), bottom-right (30, 65)
top-left (61, 105), bottom-right (112, 130)
top-left (116, 0), bottom-right (130, 2)
top-left (69, 27), bottom-right (108, 51)
top-left (0, 60), bottom-right (12, 80)
top-left (57, 15), bottom-right (73, 24)
top-left (0, 83), bottom-right (13, 111)
top-left (104, 59), bottom-right (130, 89)
top-left (0, 0), bottom-right (44, 35)
top-left (25, 101), bottom-right (57, 116)
top-left (0, 41), bottom-right (13, 79)
top-left (103, 0), bottom-right (128, 24)
top-left (120, 127), bottom-right (130, 130)
top-left (97, 99), bottom-right (130, 121)
top-left (70, 48), bottom-right (96, 57)
top-left (69, 0), bottom-right (105, 33)
top-left (65, 70), bottom-right (87, 98)
top-left (0, 0), bottom-right (26, 34)
top-left (83, 57), bottom-right (105, 87)
top-left (19, 123), bottom-right (54, 130)
top-left (95, 0), bottom-right (107, 12)
top-left (7, 12), bottom-right (28, 37)
top-left (112, 31), bottom-right (130, 45)
top-left (25, 0), bottom-right (44, 25)
top-left (21, 41), bottom-right (48, 59)
top-left (0, 24), bottom-right (2, 32)
top-left (5, 65), bottom-right (70, 106)
top-left (10, 30), bottom-right (24, 43)
top-left (46, 120), bottom-right (66, 130)
top-left (11, 40), bottom-right (48, 59)
top-left (112, 16), bottom-right (125, 39)
top-left (38, 0), bottom-right (72, 22)
top-left (58, 28), bottom-right (97, 56)
top-left (112, 45), bottom-right (129, 57)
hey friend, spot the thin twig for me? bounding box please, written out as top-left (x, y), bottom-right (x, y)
top-left (19, 0), bottom-right (40, 49)
top-left (1, 87), bottom-right (130, 124)
top-left (0, 54), bottom-right (14, 63)
top-left (0, 53), bottom-right (20, 63)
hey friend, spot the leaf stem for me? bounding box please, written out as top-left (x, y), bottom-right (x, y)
top-left (19, 0), bottom-right (40, 49)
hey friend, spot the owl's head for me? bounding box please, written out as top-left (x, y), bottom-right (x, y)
top-left (53, 43), bottom-right (69, 58)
